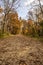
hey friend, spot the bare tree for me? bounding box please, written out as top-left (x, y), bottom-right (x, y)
top-left (0, 0), bottom-right (20, 33)
top-left (27, 11), bottom-right (34, 21)
top-left (38, 0), bottom-right (43, 15)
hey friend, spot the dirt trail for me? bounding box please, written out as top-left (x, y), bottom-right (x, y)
top-left (0, 35), bottom-right (43, 65)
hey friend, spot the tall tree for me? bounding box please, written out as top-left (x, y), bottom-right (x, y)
top-left (0, 0), bottom-right (20, 33)
top-left (38, 0), bottom-right (43, 15)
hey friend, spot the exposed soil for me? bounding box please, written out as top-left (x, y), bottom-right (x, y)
top-left (0, 35), bottom-right (43, 65)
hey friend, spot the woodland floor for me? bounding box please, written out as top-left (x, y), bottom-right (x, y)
top-left (0, 35), bottom-right (43, 65)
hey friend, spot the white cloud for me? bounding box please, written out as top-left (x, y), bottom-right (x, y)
top-left (24, 0), bottom-right (34, 6)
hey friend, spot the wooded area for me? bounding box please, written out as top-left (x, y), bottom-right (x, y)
top-left (0, 0), bottom-right (43, 38)
top-left (0, 0), bottom-right (43, 65)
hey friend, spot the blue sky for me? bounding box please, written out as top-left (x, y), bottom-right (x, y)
top-left (0, 0), bottom-right (43, 19)
top-left (0, 0), bottom-right (34, 19)
top-left (16, 0), bottom-right (34, 19)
